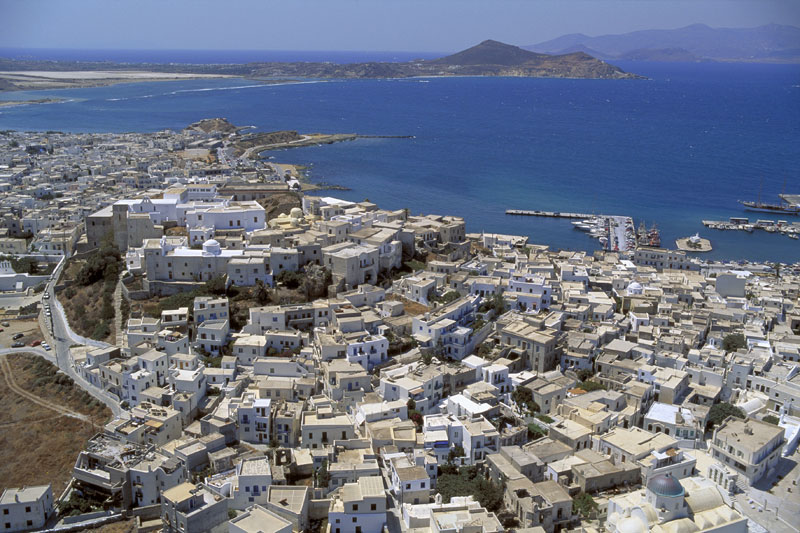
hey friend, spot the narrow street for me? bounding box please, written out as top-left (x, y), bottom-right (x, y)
top-left (39, 262), bottom-right (123, 418)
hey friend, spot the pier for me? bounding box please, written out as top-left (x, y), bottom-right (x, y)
top-left (505, 209), bottom-right (596, 219)
top-left (506, 209), bottom-right (637, 251)
top-left (702, 217), bottom-right (800, 240)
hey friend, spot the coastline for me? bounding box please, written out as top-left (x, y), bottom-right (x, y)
top-left (0, 70), bottom-right (235, 92)
top-left (0, 97), bottom-right (66, 107)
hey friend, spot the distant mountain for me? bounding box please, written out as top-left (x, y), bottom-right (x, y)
top-left (431, 39), bottom-right (548, 66)
top-left (0, 40), bottom-right (642, 88)
top-left (618, 48), bottom-right (701, 62)
top-left (525, 23), bottom-right (800, 62)
top-left (405, 39), bottom-right (640, 79)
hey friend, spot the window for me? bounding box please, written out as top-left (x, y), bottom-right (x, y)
top-left (371, 504), bottom-right (377, 511)
top-left (353, 504), bottom-right (358, 511)
top-left (25, 507), bottom-right (30, 513)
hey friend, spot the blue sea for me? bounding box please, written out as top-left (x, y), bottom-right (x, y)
top-left (1, 58), bottom-right (798, 263)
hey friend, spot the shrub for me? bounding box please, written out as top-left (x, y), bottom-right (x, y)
top-left (277, 269), bottom-right (304, 290)
top-left (91, 320), bottom-right (111, 341)
top-left (762, 415), bottom-right (780, 425)
top-left (527, 422), bottom-right (548, 439)
top-left (577, 380), bottom-right (606, 392)
top-left (431, 291), bottom-right (460, 305)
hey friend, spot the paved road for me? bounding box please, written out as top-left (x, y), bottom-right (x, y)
top-left (39, 263), bottom-right (122, 417)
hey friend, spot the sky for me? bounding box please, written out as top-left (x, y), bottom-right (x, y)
top-left (1, 0), bottom-right (799, 52)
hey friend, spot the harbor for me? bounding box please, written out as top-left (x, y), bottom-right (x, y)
top-left (507, 209), bottom-right (639, 251)
top-left (702, 217), bottom-right (800, 240)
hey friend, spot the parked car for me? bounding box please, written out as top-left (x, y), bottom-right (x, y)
top-left (30, 340), bottom-right (41, 347)
top-left (42, 343), bottom-right (51, 351)
top-left (12, 333), bottom-right (24, 340)
top-left (12, 341), bottom-right (24, 348)
top-left (43, 293), bottom-right (50, 300)
top-left (1, 322), bottom-right (9, 327)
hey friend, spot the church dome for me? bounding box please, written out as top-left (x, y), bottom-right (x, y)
top-left (648, 474), bottom-right (684, 497)
top-left (202, 239), bottom-right (221, 255)
top-left (627, 281), bottom-right (643, 294)
top-left (617, 517), bottom-right (647, 533)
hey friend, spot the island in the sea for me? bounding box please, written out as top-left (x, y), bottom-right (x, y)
top-left (0, 40), bottom-right (641, 92)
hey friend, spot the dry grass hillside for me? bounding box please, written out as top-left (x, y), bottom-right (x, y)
top-left (0, 353), bottom-right (110, 494)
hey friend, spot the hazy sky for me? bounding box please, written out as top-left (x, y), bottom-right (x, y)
top-left (2, 0), bottom-right (799, 52)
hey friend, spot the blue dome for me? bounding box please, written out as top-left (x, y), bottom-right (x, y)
top-left (647, 474), bottom-right (684, 497)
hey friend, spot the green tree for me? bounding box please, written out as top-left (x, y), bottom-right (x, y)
top-left (447, 445), bottom-right (465, 464)
top-left (722, 333), bottom-right (747, 352)
top-left (573, 492), bottom-right (598, 518)
top-left (436, 466), bottom-right (504, 512)
top-left (315, 459), bottom-right (331, 488)
top-left (277, 269), bottom-right (304, 290)
top-left (707, 402), bottom-right (745, 428)
top-left (512, 386), bottom-right (540, 413)
top-left (205, 275), bottom-right (228, 295)
top-left (481, 292), bottom-right (506, 315)
top-left (253, 279), bottom-right (271, 305)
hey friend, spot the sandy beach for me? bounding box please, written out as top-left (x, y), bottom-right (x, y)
top-left (0, 70), bottom-right (232, 91)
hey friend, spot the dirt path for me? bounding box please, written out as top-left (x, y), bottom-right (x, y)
top-left (0, 414), bottom-right (67, 429)
top-left (0, 354), bottom-right (91, 423)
